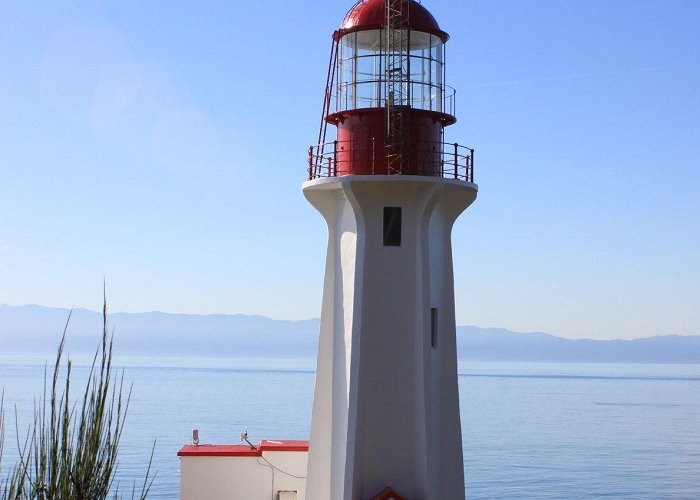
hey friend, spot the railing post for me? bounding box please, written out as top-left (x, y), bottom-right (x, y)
top-left (333, 140), bottom-right (338, 176)
top-left (327, 156), bottom-right (331, 177)
top-left (454, 143), bottom-right (459, 179)
top-left (470, 148), bottom-right (475, 182)
top-left (439, 141), bottom-right (444, 177)
top-left (308, 146), bottom-right (313, 180)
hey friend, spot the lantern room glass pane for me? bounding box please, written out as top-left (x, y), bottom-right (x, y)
top-left (336, 29), bottom-right (446, 114)
top-left (339, 33), bottom-right (357, 110)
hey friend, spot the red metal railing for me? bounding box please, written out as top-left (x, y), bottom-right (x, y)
top-left (307, 138), bottom-right (474, 182)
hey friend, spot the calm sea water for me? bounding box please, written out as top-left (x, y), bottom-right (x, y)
top-left (1, 356), bottom-right (700, 499)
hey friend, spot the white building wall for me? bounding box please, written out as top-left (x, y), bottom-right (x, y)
top-left (180, 450), bottom-right (307, 500)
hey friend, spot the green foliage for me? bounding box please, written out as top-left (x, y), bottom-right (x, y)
top-left (0, 301), bottom-right (154, 499)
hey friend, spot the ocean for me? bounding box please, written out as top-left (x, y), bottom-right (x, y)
top-left (1, 357), bottom-right (699, 499)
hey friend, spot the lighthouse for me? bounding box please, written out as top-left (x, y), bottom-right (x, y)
top-left (304, 0), bottom-right (477, 498)
top-left (178, 1), bottom-right (477, 498)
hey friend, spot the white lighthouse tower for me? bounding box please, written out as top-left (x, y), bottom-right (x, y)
top-left (304, 1), bottom-right (477, 498)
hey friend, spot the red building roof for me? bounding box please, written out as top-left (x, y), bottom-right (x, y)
top-left (178, 439), bottom-right (309, 457)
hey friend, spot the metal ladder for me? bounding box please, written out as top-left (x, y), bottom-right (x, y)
top-left (385, 0), bottom-right (411, 174)
top-left (314, 36), bottom-right (339, 177)
top-left (314, 1), bottom-right (364, 178)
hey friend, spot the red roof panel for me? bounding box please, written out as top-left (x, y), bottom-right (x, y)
top-left (339, 0), bottom-right (448, 41)
top-left (177, 440), bottom-right (309, 457)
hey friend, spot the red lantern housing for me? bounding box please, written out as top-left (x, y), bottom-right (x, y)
top-left (308, 0), bottom-right (473, 181)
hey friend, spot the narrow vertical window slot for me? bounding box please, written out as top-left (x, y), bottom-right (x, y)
top-left (431, 308), bottom-right (438, 348)
top-left (383, 207), bottom-right (402, 246)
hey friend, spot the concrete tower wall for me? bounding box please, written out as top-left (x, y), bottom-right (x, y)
top-left (303, 176), bottom-right (477, 500)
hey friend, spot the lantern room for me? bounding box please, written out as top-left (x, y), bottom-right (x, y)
top-left (334, 24), bottom-right (449, 114)
top-left (308, 0), bottom-right (473, 180)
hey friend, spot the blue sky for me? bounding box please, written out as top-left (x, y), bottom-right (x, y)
top-left (1, 0), bottom-right (699, 340)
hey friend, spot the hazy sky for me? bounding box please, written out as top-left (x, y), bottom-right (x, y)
top-left (1, 0), bottom-right (699, 340)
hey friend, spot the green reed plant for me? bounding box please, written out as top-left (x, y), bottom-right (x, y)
top-left (1, 391), bottom-right (5, 496)
top-left (0, 299), bottom-right (154, 499)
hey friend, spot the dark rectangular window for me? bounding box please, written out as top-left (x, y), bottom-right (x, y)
top-left (383, 207), bottom-right (402, 246)
top-left (431, 308), bottom-right (438, 348)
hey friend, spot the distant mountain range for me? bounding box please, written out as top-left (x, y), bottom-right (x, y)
top-left (1, 304), bottom-right (699, 364)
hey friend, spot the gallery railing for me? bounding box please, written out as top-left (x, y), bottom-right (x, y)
top-left (307, 138), bottom-right (474, 182)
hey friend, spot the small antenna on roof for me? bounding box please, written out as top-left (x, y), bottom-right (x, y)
top-left (192, 428), bottom-right (199, 445)
top-left (240, 430), bottom-right (257, 451)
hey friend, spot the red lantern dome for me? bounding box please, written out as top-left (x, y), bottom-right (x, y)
top-left (338, 0), bottom-right (448, 42)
